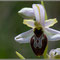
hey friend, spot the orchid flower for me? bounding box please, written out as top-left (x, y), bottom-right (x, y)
top-left (14, 4), bottom-right (60, 44)
top-left (48, 48), bottom-right (60, 58)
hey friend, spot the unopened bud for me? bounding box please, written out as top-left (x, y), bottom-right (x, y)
top-left (49, 48), bottom-right (60, 58)
top-left (18, 8), bottom-right (35, 19)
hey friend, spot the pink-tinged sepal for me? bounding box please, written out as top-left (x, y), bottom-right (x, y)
top-left (30, 34), bottom-right (47, 56)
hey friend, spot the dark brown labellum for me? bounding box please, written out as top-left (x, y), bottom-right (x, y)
top-left (30, 34), bottom-right (47, 56)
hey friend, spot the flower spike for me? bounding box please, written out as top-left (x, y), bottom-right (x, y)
top-left (15, 3), bottom-right (60, 57)
top-left (49, 48), bottom-right (60, 58)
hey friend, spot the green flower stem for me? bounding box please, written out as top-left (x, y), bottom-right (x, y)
top-left (16, 51), bottom-right (25, 59)
top-left (43, 45), bottom-right (48, 58)
top-left (46, 53), bottom-right (50, 58)
top-left (41, 1), bottom-right (48, 20)
top-left (41, 1), bottom-right (48, 59)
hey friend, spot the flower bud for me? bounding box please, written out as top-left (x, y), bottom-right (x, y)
top-left (49, 48), bottom-right (60, 58)
top-left (18, 8), bottom-right (35, 19)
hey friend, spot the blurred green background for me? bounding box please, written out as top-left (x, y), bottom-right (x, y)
top-left (0, 1), bottom-right (60, 58)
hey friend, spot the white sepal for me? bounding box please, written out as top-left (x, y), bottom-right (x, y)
top-left (32, 4), bottom-right (40, 23)
top-left (45, 27), bottom-right (60, 34)
top-left (32, 4), bottom-right (45, 27)
top-left (18, 8), bottom-right (35, 19)
top-left (14, 29), bottom-right (34, 43)
top-left (44, 29), bottom-right (60, 41)
top-left (50, 34), bottom-right (60, 41)
top-left (37, 4), bottom-right (45, 27)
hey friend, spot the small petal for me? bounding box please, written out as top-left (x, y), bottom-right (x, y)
top-left (14, 29), bottom-right (34, 43)
top-left (45, 18), bottom-right (58, 28)
top-left (32, 4), bottom-right (45, 26)
top-left (18, 8), bottom-right (35, 19)
top-left (45, 27), bottom-right (60, 34)
top-left (23, 19), bottom-right (35, 28)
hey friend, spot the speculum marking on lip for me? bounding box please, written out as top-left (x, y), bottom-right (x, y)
top-left (33, 34), bottom-right (44, 48)
top-left (30, 34), bottom-right (48, 56)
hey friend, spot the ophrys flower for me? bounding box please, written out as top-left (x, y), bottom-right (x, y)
top-left (48, 48), bottom-right (60, 58)
top-left (14, 4), bottom-right (60, 56)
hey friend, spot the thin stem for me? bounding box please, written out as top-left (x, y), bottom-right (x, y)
top-left (16, 51), bottom-right (25, 59)
top-left (41, 1), bottom-right (48, 20)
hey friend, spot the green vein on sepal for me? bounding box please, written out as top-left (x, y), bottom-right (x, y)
top-left (41, 1), bottom-right (48, 20)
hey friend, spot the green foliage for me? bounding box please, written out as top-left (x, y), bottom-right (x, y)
top-left (16, 51), bottom-right (25, 59)
top-left (43, 45), bottom-right (48, 58)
